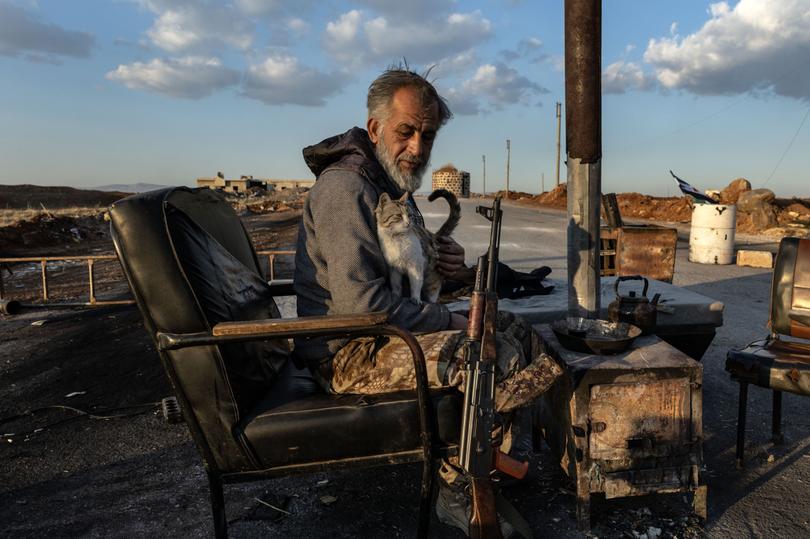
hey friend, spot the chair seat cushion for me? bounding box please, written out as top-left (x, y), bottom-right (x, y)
top-left (238, 388), bottom-right (462, 468)
top-left (726, 338), bottom-right (810, 396)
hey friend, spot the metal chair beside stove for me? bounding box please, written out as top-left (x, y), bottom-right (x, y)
top-left (725, 237), bottom-right (810, 468)
top-left (109, 187), bottom-right (462, 538)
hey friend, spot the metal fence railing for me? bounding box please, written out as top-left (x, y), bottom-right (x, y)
top-left (0, 249), bottom-right (296, 309)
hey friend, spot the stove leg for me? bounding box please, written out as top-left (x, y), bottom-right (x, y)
top-left (692, 485), bottom-right (707, 520)
top-left (736, 382), bottom-right (748, 469)
top-left (576, 470), bottom-right (591, 532)
top-left (772, 390), bottom-right (784, 445)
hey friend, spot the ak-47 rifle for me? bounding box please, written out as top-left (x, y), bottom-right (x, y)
top-left (459, 197), bottom-right (528, 538)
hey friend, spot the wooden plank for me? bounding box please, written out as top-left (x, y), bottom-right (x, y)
top-left (212, 312), bottom-right (388, 336)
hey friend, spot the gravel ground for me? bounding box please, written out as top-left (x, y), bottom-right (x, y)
top-left (1, 198), bottom-right (809, 538)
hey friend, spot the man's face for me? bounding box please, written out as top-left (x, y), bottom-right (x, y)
top-left (368, 86), bottom-right (440, 192)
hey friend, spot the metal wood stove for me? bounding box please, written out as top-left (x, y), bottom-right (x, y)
top-left (536, 326), bottom-right (706, 531)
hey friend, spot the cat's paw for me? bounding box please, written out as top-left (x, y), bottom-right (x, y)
top-left (411, 297), bottom-right (423, 306)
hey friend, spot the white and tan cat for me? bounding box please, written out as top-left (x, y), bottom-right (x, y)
top-left (375, 189), bottom-right (461, 304)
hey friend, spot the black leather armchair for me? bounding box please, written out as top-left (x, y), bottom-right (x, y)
top-left (726, 237), bottom-right (810, 468)
top-left (109, 187), bottom-right (461, 537)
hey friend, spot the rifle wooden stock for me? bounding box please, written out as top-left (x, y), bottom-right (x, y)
top-left (467, 290), bottom-right (485, 340)
top-left (469, 477), bottom-right (503, 539)
top-left (495, 450), bottom-right (529, 480)
top-left (481, 293), bottom-right (498, 360)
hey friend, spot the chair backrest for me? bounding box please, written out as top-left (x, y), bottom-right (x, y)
top-left (110, 187), bottom-right (288, 472)
top-left (770, 237), bottom-right (810, 340)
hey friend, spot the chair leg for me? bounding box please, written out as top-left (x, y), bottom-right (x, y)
top-left (208, 471), bottom-right (227, 539)
top-left (736, 382), bottom-right (748, 469)
top-left (416, 459), bottom-right (435, 538)
top-left (772, 390), bottom-right (784, 445)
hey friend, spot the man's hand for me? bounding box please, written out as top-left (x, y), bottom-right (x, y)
top-left (436, 236), bottom-right (465, 278)
top-left (448, 312), bottom-right (468, 330)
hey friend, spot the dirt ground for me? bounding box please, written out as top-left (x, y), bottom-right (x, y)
top-left (1, 187), bottom-right (808, 538)
top-left (498, 184), bottom-right (810, 238)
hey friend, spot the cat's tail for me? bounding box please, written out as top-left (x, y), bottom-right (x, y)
top-left (428, 188), bottom-right (461, 238)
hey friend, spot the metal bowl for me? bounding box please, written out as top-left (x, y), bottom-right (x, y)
top-left (550, 317), bottom-right (641, 355)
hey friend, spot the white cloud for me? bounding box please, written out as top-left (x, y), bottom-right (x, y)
top-left (287, 17), bottom-right (310, 34)
top-left (241, 52), bottom-right (347, 106)
top-left (105, 56), bottom-right (239, 99)
top-left (0, 2), bottom-right (94, 61)
top-left (324, 9), bottom-right (363, 64)
top-left (233, 0), bottom-right (282, 16)
top-left (431, 49), bottom-right (479, 78)
top-left (446, 62), bottom-right (548, 114)
top-left (138, 1), bottom-right (253, 52)
top-left (644, 0), bottom-right (810, 100)
top-left (499, 36), bottom-right (548, 63)
top-left (602, 60), bottom-right (652, 94)
top-left (354, 0), bottom-right (455, 21)
top-left (324, 9), bottom-right (492, 67)
top-left (233, 0), bottom-right (314, 17)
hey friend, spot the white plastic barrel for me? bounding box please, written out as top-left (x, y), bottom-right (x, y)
top-left (689, 204), bottom-right (737, 264)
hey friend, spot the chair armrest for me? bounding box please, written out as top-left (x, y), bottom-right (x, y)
top-left (213, 312), bottom-right (388, 337)
top-left (157, 311), bottom-right (388, 351)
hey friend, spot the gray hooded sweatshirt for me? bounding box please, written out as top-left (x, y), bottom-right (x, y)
top-left (293, 127), bottom-right (451, 366)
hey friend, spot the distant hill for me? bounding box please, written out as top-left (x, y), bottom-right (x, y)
top-left (0, 184), bottom-right (130, 209)
top-left (95, 182), bottom-right (173, 193)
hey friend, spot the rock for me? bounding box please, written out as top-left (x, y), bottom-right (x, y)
top-left (736, 250), bottom-right (774, 268)
top-left (647, 526), bottom-right (662, 539)
top-left (719, 178), bottom-right (751, 204)
top-left (737, 189), bottom-right (778, 230)
top-left (737, 188), bottom-right (776, 212)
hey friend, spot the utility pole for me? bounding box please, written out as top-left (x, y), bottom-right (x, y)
top-left (542, 173), bottom-right (545, 194)
top-left (505, 139), bottom-right (511, 199)
top-left (565, 0), bottom-right (602, 321)
top-left (482, 154), bottom-right (486, 196)
top-left (555, 101), bottom-right (562, 186)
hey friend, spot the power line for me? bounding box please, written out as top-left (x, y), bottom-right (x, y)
top-left (762, 106), bottom-right (810, 187)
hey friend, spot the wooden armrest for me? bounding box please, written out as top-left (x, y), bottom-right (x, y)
top-left (212, 312), bottom-right (388, 336)
top-left (157, 311), bottom-right (389, 351)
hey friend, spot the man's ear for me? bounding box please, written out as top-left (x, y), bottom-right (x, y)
top-left (367, 117), bottom-right (381, 144)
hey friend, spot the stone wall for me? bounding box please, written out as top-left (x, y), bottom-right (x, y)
top-left (431, 169), bottom-right (470, 198)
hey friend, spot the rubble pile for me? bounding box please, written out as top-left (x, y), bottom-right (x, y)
top-left (227, 186), bottom-right (310, 215)
top-left (0, 212), bottom-right (109, 254)
top-left (504, 178), bottom-right (810, 236)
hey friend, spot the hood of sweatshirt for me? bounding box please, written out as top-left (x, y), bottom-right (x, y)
top-left (302, 127), bottom-right (403, 195)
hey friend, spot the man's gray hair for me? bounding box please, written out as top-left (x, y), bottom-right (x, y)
top-left (367, 65), bottom-right (452, 126)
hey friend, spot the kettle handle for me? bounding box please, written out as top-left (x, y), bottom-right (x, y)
top-left (614, 275), bottom-right (649, 297)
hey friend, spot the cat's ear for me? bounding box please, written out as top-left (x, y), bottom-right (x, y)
top-left (398, 191), bottom-right (409, 202)
top-left (379, 192), bottom-right (391, 204)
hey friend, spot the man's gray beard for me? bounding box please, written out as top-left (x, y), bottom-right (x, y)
top-left (374, 133), bottom-right (428, 193)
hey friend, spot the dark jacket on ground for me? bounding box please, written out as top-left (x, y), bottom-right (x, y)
top-left (293, 127), bottom-right (450, 366)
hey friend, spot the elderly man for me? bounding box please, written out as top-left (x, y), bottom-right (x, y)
top-left (293, 67), bottom-right (561, 535)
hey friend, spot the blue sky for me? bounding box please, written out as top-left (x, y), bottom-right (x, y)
top-left (1, 0), bottom-right (808, 196)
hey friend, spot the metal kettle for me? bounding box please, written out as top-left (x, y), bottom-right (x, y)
top-left (607, 275), bottom-right (660, 335)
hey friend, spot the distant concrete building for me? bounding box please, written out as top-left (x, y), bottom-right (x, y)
top-left (431, 164), bottom-right (470, 198)
top-left (263, 179), bottom-right (315, 190)
top-left (196, 174), bottom-right (264, 194)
